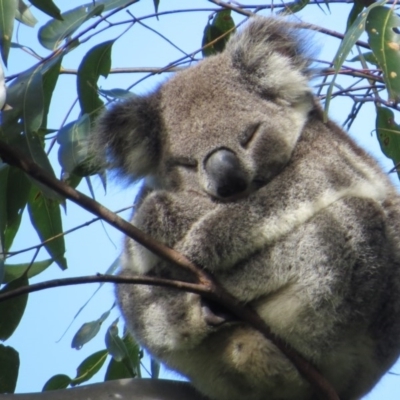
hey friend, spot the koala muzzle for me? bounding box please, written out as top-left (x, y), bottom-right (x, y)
top-left (205, 149), bottom-right (249, 198)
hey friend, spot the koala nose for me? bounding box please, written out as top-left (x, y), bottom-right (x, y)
top-left (205, 149), bottom-right (249, 198)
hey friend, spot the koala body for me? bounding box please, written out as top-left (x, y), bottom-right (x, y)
top-left (93, 18), bottom-right (400, 400)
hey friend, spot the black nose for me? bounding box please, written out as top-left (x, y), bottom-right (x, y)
top-left (205, 149), bottom-right (249, 198)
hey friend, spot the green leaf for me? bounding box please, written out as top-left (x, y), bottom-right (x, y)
top-left (22, 64), bottom-right (44, 133)
top-left (105, 319), bottom-right (126, 362)
top-left (77, 41), bottom-right (113, 118)
top-left (71, 310), bottom-right (110, 349)
top-left (6, 131), bottom-right (62, 201)
top-left (42, 374), bottom-right (71, 391)
top-left (4, 259), bottom-right (53, 283)
top-left (4, 167), bottom-right (31, 251)
top-left (348, 51), bottom-right (379, 66)
top-left (0, 0), bottom-right (17, 65)
top-left (376, 106), bottom-right (400, 179)
top-left (324, 0), bottom-right (386, 116)
top-left (0, 345), bottom-right (19, 393)
top-left (15, 0), bottom-right (38, 27)
top-left (41, 55), bottom-right (62, 130)
top-left (98, 87), bottom-right (136, 100)
top-left (121, 331), bottom-right (141, 376)
top-left (346, 0), bottom-right (364, 31)
top-left (0, 164), bottom-right (6, 284)
top-left (28, 188), bottom-right (67, 270)
top-left (104, 357), bottom-right (134, 381)
top-left (0, 275), bottom-right (29, 340)
top-left (100, 0), bottom-right (139, 12)
top-left (366, 6), bottom-right (400, 102)
top-left (2, 55), bottom-right (63, 200)
top-left (279, 0), bottom-right (309, 15)
top-left (202, 10), bottom-right (235, 57)
top-left (153, 0), bottom-right (159, 15)
top-left (38, 3), bottom-right (104, 50)
top-left (71, 350), bottom-right (108, 386)
top-left (57, 114), bottom-right (96, 178)
top-left (28, 0), bottom-right (62, 20)
top-left (104, 331), bottom-right (140, 380)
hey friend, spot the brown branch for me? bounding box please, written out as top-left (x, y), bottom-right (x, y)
top-left (0, 140), bottom-right (339, 400)
top-left (0, 274), bottom-right (209, 302)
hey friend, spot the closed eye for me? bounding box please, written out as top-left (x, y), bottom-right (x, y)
top-left (169, 157), bottom-right (198, 169)
top-left (240, 123), bottom-right (261, 148)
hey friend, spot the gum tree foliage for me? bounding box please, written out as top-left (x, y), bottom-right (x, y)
top-left (0, 0), bottom-right (400, 398)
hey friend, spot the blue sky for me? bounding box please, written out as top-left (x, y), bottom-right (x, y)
top-left (3, 1), bottom-right (400, 398)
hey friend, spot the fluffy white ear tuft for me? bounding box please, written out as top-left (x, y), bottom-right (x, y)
top-left (91, 95), bottom-right (162, 181)
top-left (226, 17), bottom-right (314, 106)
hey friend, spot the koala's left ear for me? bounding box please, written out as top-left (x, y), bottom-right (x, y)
top-left (226, 17), bottom-right (314, 107)
top-left (91, 94), bottom-right (162, 181)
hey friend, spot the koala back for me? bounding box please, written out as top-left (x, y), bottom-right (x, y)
top-left (93, 17), bottom-right (400, 400)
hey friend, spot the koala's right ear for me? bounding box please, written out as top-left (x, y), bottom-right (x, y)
top-left (91, 95), bottom-right (162, 181)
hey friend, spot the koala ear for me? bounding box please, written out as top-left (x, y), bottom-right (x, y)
top-left (226, 17), bottom-right (314, 106)
top-left (91, 95), bottom-right (161, 180)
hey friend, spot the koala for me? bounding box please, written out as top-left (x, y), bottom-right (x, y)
top-left (93, 17), bottom-right (400, 400)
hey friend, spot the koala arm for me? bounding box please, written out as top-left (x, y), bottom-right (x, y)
top-left (118, 189), bottom-right (217, 355)
top-left (175, 177), bottom-right (388, 272)
top-left (123, 188), bottom-right (216, 275)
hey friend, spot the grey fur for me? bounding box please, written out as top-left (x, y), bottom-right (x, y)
top-left (92, 17), bottom-right (400, 400)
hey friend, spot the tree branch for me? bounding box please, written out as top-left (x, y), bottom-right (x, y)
top-left (0, 140), bottom-right (339, 400)
top-left (0, 379), bottom-right (208, 400)
top-left (0, 274), bottom-right (209, 302)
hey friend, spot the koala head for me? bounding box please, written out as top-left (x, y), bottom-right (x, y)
top-left (94, 18), bottom-right (315, 200)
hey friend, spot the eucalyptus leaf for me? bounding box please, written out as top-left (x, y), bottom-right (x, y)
top-left (348, 51), bottom-right (379, 66)
top-left (104, 330), bottom-right (140, 380)
top-left (41, 55), bottom-right (62, 130)
top-left (121, 332), bottom-right (141, 376)
top-left (366, 6), bottom-right (400, 102)
top-left (71, 310), bottom-right (110, 349)
top-left (279, 0), bottom-right (309, 15)
top-left (28, 188), bottom-right (67, 270)
top-left (2, 55), bottom-right (63, 200)
top-left (153, 0), bottom-right (159, 17)
top-left (7, 132), bottom-right (62, 201)
top-left (42, 374), bottom-right (71, 391)
top-left (105, 320), bottom-right (126, 362)
top-left (98, 87), bottom-right (136, 100)
top-left (324, 0), bottom-right (386, 117)
top-left (0, 0), bottom-right (18, 65)
top-left (22, 68), bottom-right (44, 134)
top-left (57, 114), bottom-right (93, 178)
top-left (77, 41), bottom-right (114, 118)
top-left (71, 350), bottom-right (108, 386)
top-left (346, 0), bottom-right (364, 31)
top-left (0, 345), bottom-right (19, 393)
top-left (15, 0), bottom-right (38, 27)
top-left (104, 357), bottom-right (134, 381)
top-left (0, 164), bottom-right (7, 284)
top-left (3, 167), bottom-right (31, 251)
top-left (376, 106), bottom-right (400, 178)
top-left (0, 275), bottom-right (29, 341)
top-left (38, 3), bottom-right (104, 50)
top-left (28, 0), bottom-right (62, 20)
top-left (4, 259), bottom-right (53, 283)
